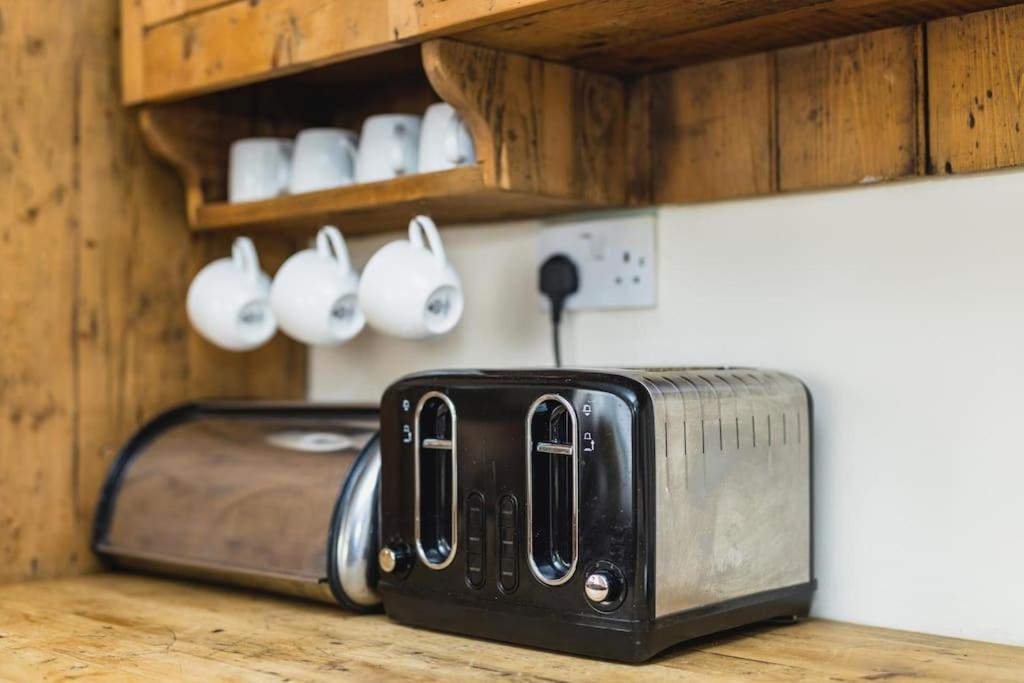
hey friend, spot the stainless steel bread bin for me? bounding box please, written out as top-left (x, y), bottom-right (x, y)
top-left (93, 402), bottom-right (381, 610)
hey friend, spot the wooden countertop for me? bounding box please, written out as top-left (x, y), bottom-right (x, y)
top-left (0, 574), bottom-right (1021, 681)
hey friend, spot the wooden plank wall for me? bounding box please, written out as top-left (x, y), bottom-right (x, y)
top-left (644, 3), bottom-right (1024, 204)
top-left (0, 0), bottom-right (305, 584)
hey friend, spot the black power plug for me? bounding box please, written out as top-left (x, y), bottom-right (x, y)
top-left (539, 254), bottom-right (580, 367)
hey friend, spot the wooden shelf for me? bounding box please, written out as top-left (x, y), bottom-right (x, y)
top-left (138, 39), bottom-right (626, 235)
top-left (122, 0), bottom-right (1021, 105)
top-left (193, 167), bottom-right (600, 234)
top-left (128, 2), bottom-right (1024, 231)
top-left (2, 574), bottom-right (1023, 679)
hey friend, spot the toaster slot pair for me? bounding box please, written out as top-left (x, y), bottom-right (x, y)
top-left (526, 395), bottom-right (579, 586)
top-left (415, 392), bottom-right (457, 569)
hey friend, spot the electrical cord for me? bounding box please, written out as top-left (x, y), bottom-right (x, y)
top-left (539, 254), bottom-right (579, 368)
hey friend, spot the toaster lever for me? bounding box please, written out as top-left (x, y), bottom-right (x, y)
top-left (421, 438), bottom-right (453, 450)
top-left (536, 442), bottom-right (573, 456)
top-left (526, 395), bottom-right (579, 587)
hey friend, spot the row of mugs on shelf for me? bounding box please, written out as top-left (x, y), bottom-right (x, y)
top-left (186, 216), bottom-right (463, 350)
top-left (229, 103), bottom-right (476, 203)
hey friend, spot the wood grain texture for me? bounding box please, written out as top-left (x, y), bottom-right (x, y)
top-left (121, 0), bottom-right (146, 103)
top-left (928, 4), bottom-right (1024, 175)
top-left (0, 0), bottom-right (304, 585)
top-left (137, 0), bottom-right (392, 102)
top-left (124, 0), bottom-right (1022, 103)
top-left (0, 0), bottom-right (82, 584)
top-left (389, 0), bottom-right (576, 40)
top-left (140, 0), bottom-right (232, 28)
top-left (194, 167), bottom-right (599, 234)
top-left (624, 76), bottom-right (653, 206)
top-left (776, 26), bottom-right (925, 191)
top-left (423, 39), bottom-right (626, 206)
top-left (457, 0), bottom-right (1020, 74)
top-left (649, 53), bottom-right (777, 204)
top-left (1, 575), bottom-right (1023, 680)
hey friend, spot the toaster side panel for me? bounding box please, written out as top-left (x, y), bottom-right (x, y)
top-left (632, 369), bottom-right (812, 619)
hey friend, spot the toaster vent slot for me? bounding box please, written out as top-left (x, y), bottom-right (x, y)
top-left (526, 395), bottom-right (578, 587)
top-left (415, 392), bottom-right (458, 570)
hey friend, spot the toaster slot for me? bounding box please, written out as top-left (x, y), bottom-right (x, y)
top-left (526, 395), bottom-right (578, 586)
top-left (415, 392), bottom-right (458, 570)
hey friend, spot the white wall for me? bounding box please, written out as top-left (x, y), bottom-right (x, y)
top-left (312, 170), bottom-right (1024, 646)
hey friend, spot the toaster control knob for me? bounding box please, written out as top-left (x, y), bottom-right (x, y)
top-left (584, 564), bottom-right (625, 610)
top-left (585, 570), bottom-right (621, 603)
top-left (584, 572), bottom-right (612, 602)
top-left (378, 544), bottom-right (410, 575)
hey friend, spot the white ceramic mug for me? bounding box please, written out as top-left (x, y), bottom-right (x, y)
top-left (358, 215), bottom-right (463, 339)
top-left (355, 114), bottom-right (421, 183)
top-left (229, 138), bottom-right (293, 202)
top-left (186, 237), bottom-right (276, 351)
top-left (418, 103), bottom-right (475, 173)
top-left (270, 226), bottom-right (365, 347)
top-left (289, 128), bottom-right (358, 194)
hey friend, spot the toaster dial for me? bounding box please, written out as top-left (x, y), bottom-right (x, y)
top-left (379, 541), bottom-right (412, 577)
top-left (584, 562), bottom-right (626, 612)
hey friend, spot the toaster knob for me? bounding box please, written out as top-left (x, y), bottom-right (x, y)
top-left (378, 544), bottom-right (411, 575)
top-left (584, 572), bottom-right (611, 602)
top-left (584, 569), bottom-right (622, 605)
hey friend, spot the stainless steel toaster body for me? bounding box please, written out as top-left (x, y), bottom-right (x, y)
top-left (377, 368), bottom-right (814, 661)
top-left (627, 369), bottom-right (812, 618)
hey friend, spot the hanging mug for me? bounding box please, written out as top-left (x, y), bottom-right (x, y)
top-left (186, 237), bottom-right (276, 351)
top-left (270, 226), bottom-right (365, 347)
top-left (358, 215), bottom-right (463, 339)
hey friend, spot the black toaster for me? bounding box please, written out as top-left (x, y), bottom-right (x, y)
top-left (376, 368), bottom-right (815, 662)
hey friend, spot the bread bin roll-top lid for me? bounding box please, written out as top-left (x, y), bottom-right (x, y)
top-left (92, 402), bottom-right (381, 610)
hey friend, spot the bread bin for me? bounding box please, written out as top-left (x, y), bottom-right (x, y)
top-left (93, 402), bottom-right (381, 610)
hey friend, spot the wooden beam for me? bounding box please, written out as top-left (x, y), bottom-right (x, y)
top-left (0, 0), bottom-right (83, 582)
top-left (928, 4), bottom-right (1024, 175)
top-left (120, 0), bottom-right (145, 103)
top-left (649, 53), bottom-right (777, 204)
top-left (457, 0), bottom-right (1020, 73)
top-left (775, 26), bottom-right (925, 191)
top-left (138, 0), bottom-right (393, 102)
top-left (140, 0), bottom-right (232, 28)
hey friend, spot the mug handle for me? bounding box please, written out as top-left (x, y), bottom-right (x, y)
top-left (232, 236), bottom-right (261, 284)
top-left (444, 110), bottom-right (469, 165)
top-left (316, 225), bottom-right (353, 272)
top-left (408, 215), bottom-right (447, 266)
top-left (277, 142), bottom-right (293, 195)
top-left (391, 123), bottom-right (409, 176)
top-left (338, 135), bottom-right (358, 166)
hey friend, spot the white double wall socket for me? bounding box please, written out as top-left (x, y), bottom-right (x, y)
top-left (538, 209), bottom-right (657, 311)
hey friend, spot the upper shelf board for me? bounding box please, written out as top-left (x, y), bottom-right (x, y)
top-left (192, 166), bottom-right (602, 235)
top-left (123, 0), bottom-right (1023, 104)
